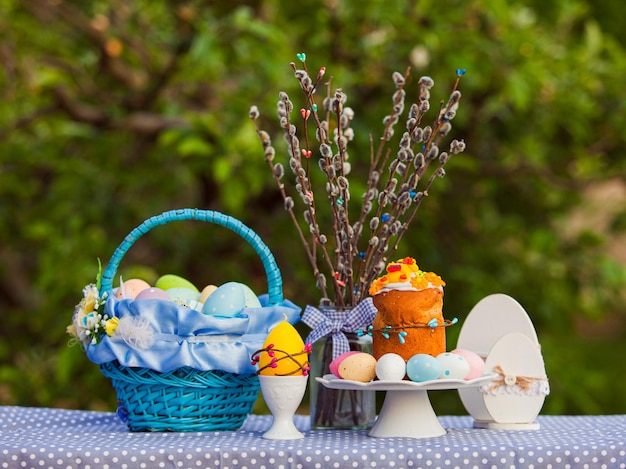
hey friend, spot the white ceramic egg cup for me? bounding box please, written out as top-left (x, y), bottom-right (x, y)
top-left (317, 374), bottom-right (495, 438)
top-left (259, 375), bottom-right (308, 440)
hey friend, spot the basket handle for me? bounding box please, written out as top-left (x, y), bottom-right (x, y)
top-left (100, 208), bottom-right (283, 306)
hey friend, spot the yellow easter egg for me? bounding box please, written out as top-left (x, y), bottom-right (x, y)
top-left (199, 284), bottom-right (218, 304)
top-left (258, 320), bottom-right (309, 376)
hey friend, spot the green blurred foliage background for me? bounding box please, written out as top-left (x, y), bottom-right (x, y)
top-left (1, 0), bottom-right (625, 416)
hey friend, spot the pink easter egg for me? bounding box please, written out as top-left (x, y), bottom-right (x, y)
top-left (329, 351), bottom-right (362, 378)
top-left (135, 287), bottom-right (170, 301)
top-left (451, 348), bottom-right (485, 380)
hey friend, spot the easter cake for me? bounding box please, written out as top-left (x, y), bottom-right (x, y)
top-left (368, 257), bottom-right (453, 361)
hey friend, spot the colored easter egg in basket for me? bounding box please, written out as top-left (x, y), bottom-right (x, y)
top-left (436, 352), bottom-right (470, 380)
top-left (451, 348), bottom-right (485, 380)
top-left (199, 284), bottom-right (218, 304)
top-left (167, 287), bottom-right (201, 307)
top-left (135, 287), bottom-right (170, 301)
top-left (201, 282), bottom-right (261, 317)
top-left (329, 351), bottom-right (361, 378)
top-left (376, 353), bottom-right (407, 381)
top-left (258, 319), bottom-right (309, 376)
top-left (406, 354), bottom-right (442, 382)
top-left (155, 274), bottom-right (199, 293)
top-left (338, 353), bottom-right (377, 383)
top-left (115, 278), bottom-right (151, 300)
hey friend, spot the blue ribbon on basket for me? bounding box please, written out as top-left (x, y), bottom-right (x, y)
top-left (302, 298), bottom-right (377, 359)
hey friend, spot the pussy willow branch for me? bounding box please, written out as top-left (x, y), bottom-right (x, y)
top-left (251, 119), bottom-right (330, 299)
top-left (287, 66), bottom-right (348, 303)
top-left (252, 61), bottom-right (465, 306)
top-left (290, 66), bottom-right (355, 306)
top-left (353, 77), bottom-right (465, 302)
top-left (352, 68), bottom-right (410, 295)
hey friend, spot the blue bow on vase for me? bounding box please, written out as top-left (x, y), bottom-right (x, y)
top-left (302, 298), bottom-right (378, 359)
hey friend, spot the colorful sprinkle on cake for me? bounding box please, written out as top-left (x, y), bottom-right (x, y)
top-left (368, 257), bottom-right (445, 296)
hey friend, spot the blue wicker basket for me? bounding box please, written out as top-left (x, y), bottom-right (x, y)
top-left (93, 209), bottom-right (287, 432)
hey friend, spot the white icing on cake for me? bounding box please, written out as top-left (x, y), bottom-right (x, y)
top-left (375, 281), bottom-right (444, 295)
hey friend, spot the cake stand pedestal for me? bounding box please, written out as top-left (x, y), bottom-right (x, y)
top-left (370, 389), bottom-right (445, 438)
top-left (316, 374), bottom-right (495, 439)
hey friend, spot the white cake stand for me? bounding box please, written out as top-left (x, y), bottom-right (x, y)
top-left (316, 374), bottom-right (495, 438)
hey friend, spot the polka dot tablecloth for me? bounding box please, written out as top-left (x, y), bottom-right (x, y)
top-left (1, 406), bottom-right (624, 469)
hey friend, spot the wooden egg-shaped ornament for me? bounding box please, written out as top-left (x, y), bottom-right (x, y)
top-left (257, 319), bottom-right (310, 376)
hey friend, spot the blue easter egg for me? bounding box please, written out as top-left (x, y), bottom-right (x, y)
top-left (406, 354), bottom-right (442, 382)
top-left (201, 282), bottom-right (261, 317)
top-left (167, 287), bottom-right (201, 308)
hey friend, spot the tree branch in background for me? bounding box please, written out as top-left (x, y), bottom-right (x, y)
top-left (20, 0), bottom-right (147, 90)
top-left (13, 0), bottom-right (196, 136)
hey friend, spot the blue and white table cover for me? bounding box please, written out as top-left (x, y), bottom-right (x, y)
top-left (1, 406), bottom-right (624, 468)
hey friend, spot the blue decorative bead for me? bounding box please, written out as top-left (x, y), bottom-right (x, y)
top-left (398, 331), bottom-right (408, 345)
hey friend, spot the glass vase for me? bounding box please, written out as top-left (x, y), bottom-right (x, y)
top-left (308, 307), bottom-right (376, 430)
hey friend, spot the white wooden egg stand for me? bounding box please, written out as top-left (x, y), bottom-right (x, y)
top-left (317, 293), bottom-right (548, 438)
top-left (457, 293), bottom-right (549, 430)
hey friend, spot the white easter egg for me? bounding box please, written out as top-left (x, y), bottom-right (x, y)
top-left (375, 353), bottom-right (406, 381)
top-left (436, 352), bottom-right (470, 380)
top-left (451, 348), bottom-right (485, 380)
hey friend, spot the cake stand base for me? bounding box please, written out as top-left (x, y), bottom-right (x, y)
top-left (368, 390), bottom-right (446, 439)
top-left (473, 420), bottom-right (540, 430)
top-left (316, 374), bottom-right (495, 439)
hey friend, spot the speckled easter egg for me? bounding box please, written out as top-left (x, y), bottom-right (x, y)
top-left (329, 351), bottom-right (361, 378)
top-left (451, 349), bottom-right (485, 380)
top-left (338, 353), bottom-right (377, 383)
top-left (200, 282), bottom-right (261, 317)
top-left (167, 287), bottom-right (201, 308)
top-left (258, 320), bottom-right (308, 376)
top-left (135, 287), bottom-right (170, 301)
top-left (375, 353), bottom-right (407, 381)
top-left (115, 278), bottom-right (151, 300)
top-left (406, 354), bottom-right (442, 382)
top-left (436, 352), bottom-right (470, 380)
top-left (155, 274), bottom-right (199, 293)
